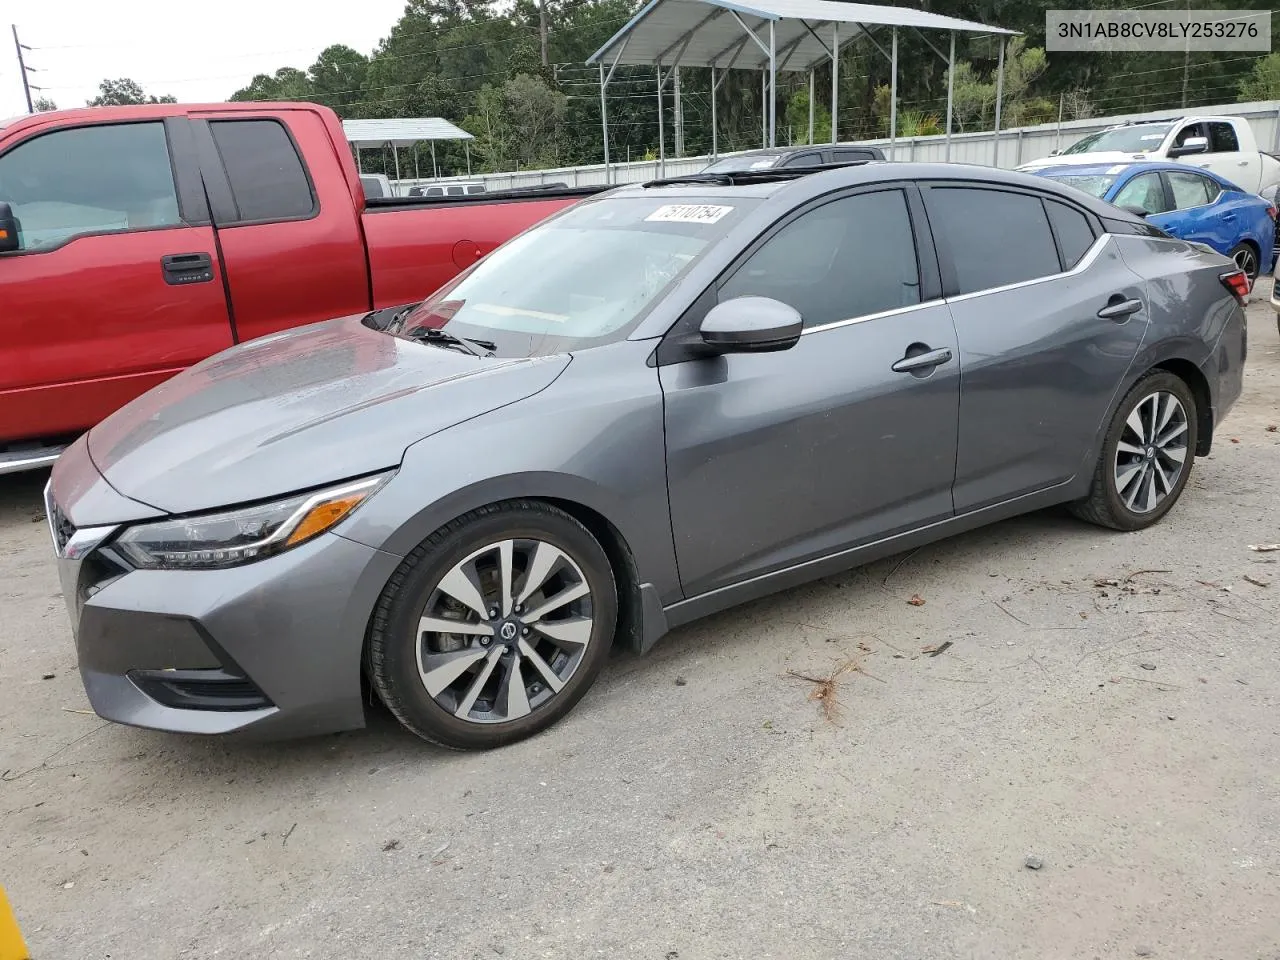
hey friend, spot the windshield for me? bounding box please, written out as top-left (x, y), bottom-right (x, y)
top-left (703, 154), bottom-right (784, 173)
top-left (384, 196), bottom-right (758, 357)
top-left (1061, 123), bottom-right (1173, 155)
top-left (1041, 173), bottom-right (1119, 199)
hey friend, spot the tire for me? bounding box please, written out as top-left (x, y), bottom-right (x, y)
top-left (1070, 370), bottom-right (1199, 531)
top-left (367, 500), bottom-right (618, 750)
top-left (1229, 242), bottom-right (1260, 288)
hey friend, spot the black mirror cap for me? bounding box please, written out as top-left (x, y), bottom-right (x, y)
top-left (1119, 204), bottom-right (1151, 219)
top-left (0, 202), bottom-right (18, 254)
top-left (699, 296), bottom-right (803, 354)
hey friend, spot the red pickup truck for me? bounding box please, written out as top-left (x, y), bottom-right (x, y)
top-left (0, 101), bottom-right (596, 474)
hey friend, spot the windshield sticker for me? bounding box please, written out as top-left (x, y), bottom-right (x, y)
top-left (749, 157), bottom-right (780, 169)
top-left (1140, 134), bottom-right (1164, 140)
top-left (1107, 164), bottom-right (1129, 174)
top-left (645, 204), bottom-right (735, 224)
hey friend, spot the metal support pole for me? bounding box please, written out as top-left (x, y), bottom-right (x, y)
top-left (414, 147), bottom-right (420, 182)
top-left (657, 64), bottom-right (666, 177)
top-left (992, 36), bottom-right (1006, 167)
top-left (12, 25), bottom-right (33, 114)
top-left (674, 67), bottom-right (683, 157)
top-left (808, 70), bottom-right (815, 144)
top-left (711, 65), bottom-right (719, 159)
top-left (1056, 92), bottom-right (1064, 154)
top-left (768, 21), bottom-right (776, 148)
top-left (761, 70), bottom-right (767, 148)
top-left (889, 27), bottom-right (898, 160)
top-left (466, 141), bottom-right (472, 175)
top-left (355, 144), bottom-right (362, 174)
top-left (430, 141), bottom-right (438, 179)
top-left (599, 62), bottom-right (611, 182)
top-left (945, 32), bottom-right (955, 162)
top-left (392, 143), bottom-right (401, 185)
top-left (831, 24), bottom-right (839, 145)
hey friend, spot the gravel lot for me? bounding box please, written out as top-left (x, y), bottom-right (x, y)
top-left (2, 286), bottom-right (1278, 960)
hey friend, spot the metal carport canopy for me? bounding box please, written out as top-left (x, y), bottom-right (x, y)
top-left (588, 0), bottom-right (1017, 179)
top-left (342, 118), bottom-right (475, 184)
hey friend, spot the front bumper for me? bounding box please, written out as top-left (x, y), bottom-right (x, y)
top-left (47, 447), bottom-right (400, 740)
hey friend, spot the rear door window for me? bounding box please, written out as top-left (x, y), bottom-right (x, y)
top-left (720, 189), bottom-right (921, 328)
top-left (446, 186), bottom-right (464, 196)
top-left (781, 152), bottom-right (823, 167)
top-left (209, 119), bottom-right (315, 224)
top-left (1167, 171), bottom-right (1217, 208)
top-left (927, 187), bottom-right (1061, 295)
top-left (1207, 121), bottom-right (1240, 153)
top-left (1044, 199), bottom-right (1096, 270)
top-left (834, 148), bottom-right (878, 162)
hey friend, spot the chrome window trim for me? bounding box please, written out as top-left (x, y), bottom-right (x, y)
top-left (800, 298), bottom-right (942, 336)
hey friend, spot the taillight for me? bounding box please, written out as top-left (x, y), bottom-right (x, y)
top-left (1268, 205), bottom-right (1277, 221)
top-left (1220, 269), bottom-right (1251, 299)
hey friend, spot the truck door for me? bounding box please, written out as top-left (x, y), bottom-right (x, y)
top-left (190, 110), bottom-right (371, 344)
top-left (0, 117), bottom-right (233, 445)
top-left (1199, 120), bottom-right (1256, 191)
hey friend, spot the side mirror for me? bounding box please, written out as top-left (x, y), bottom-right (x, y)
top-left (1048, 148), bottom-right (1061, 157)
top-left (1119, 204), bottom-right (1150, 219)
top-left (700, 296), bottom-right (803, 353)
top-left (0, 202), bottom-right (19, 253)
top-left (1168, 135), bottom-right (1209, 158)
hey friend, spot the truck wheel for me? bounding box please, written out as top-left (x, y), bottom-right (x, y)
top-left (367, 500), bottom-right (618, 750)
top-left (1070, 371), bottom-right (1198, 531)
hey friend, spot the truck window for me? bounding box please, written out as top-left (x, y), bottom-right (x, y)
top-left (1206, 121), bottom-right (1240, 153)
top-left (465, 184), bottom-right (486, 195)
top-left (446, 185), bottom-right (464, 196)
top-left (0, 122), bottom-right (181, 251)
top-left (209, 119), bottom-right (315, 224)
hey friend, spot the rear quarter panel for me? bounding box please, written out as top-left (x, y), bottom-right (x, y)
top-left (362, 196), bottom-right (588, 308)
top-left (1112, 234), bottom-right (1245, 441)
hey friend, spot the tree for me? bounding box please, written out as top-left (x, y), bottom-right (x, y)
top-left (33, 96), bottom-right (58, 112)
top-left (308, 45), bottom-right (370, 115)
top-left (1239, 53), bottom-right (1280, 101)
top-left (87, 78), bottom-right (177, 106)
top-left (230, 67), bottom-right (313, 103)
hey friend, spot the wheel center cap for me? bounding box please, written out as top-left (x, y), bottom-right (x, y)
top-left (1145, 446), bottom-right (1155, 460)
top-left (498, 620), bottom-right (519, 642)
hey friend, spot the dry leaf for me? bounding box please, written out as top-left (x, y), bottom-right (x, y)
top-left (907, 594), bottom-right (926, 606)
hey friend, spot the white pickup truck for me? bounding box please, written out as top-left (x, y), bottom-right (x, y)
top-left (1019, 115), bottom-right (1280, 194)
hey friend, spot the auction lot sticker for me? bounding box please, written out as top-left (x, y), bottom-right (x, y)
top-left (645, 205), bottom-right (735, 224)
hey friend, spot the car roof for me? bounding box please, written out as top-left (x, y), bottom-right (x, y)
top-left (608, 161), bottom-right (1148, 221)
top-left (1034, 161), bottom-right (1233, 184)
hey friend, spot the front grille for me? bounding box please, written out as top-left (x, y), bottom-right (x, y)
top-left (128, 669), bottom-right (274, 712)
top-left (43, 484), bottom-right (75, 557)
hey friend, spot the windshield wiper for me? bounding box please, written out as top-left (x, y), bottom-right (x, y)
top-left (404, 326), bottom-right (497, 358)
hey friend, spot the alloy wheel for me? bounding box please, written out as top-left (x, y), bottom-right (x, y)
top-left (415, 539), bottom-right (594, 724)
top-left (1233, 245), bottom-right (1258, 283)
top-left (1113, 391), bottom-right (1189, 514)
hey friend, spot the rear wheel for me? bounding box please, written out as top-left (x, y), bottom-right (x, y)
top-left (1070, 371), bottom-right (1198, 531)
top-left (367, 501), bottom-right (618, 750)
top-left (1229, 242), bottom-right (1260, 288)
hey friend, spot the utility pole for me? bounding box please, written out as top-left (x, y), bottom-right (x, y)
top-left (538, 0), bottom-right (549, 68)
top-left (11, 25), bottom-right (34, 113)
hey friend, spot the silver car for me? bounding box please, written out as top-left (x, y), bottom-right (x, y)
top-left (46, 163), bottom-right (1248, 750)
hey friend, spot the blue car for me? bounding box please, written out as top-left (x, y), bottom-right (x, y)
top-left (1035, 161), bottom-right (1276, 284)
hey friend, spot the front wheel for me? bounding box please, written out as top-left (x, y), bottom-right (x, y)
top-left (367, 501), bottom-right (618, 750)
top-left (1070, 371), bottom-right (1198, 531)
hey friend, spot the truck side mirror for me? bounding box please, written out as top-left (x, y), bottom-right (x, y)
top-left (1168, 135), bottom-right (1209, 158)
top-left (0, 202), bottom-right (19, 254)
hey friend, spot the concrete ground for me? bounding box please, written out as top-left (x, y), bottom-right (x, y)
top-left (2, 288), bottom-right (1279, 960)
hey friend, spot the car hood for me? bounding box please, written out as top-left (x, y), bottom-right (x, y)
top-left (88, 315), bottom-right (570, 514)
top-left (1021, 151), bottom-right (1157, 171)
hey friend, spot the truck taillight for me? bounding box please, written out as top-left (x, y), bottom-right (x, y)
top-left (1220, 269), bottom-right (1251, 300)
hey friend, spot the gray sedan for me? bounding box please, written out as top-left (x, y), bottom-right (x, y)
top-left (46, 162), bottom-right (1247, 750)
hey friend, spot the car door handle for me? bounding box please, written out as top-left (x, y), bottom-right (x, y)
top-left (1097, 297), bottom-right (1144, 320)
top-left (161, 252), bottom-right (214, 285)
top-left (1223, 213), bottom-right (1236, 221)
top-left (891, 345), bottom-right (953, 373)
top-left (1237, 160), bottom-right (1249, 166)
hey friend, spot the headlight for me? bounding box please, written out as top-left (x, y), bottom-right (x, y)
top-left (114, 474), bottom-right (390, 570)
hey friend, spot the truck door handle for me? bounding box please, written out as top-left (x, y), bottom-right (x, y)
top-left (1238, 160), bottom-right (1249, 166)
top-left (891, 345), bottom-right (953, 374)
top-left (161, 252), bottom-right (214, 285)
top-left (1097, 296), bottom-right (1144, 320)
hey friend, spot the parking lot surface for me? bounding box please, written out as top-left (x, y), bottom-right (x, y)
top-left (2, 287), bottom-right (1279, 959)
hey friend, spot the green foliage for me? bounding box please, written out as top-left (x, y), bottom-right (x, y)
top-left (223, 0), bottom-right (1275, 173)
top-left (1239, 54), bottom-right (1280, 102)
top-left (88, 78), bottom-right (177, 106)
top-left (33, 97), bottom-right (58, 112)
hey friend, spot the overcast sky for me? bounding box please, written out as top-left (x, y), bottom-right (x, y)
top-left (2, 0), bottom-right (411, 117)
